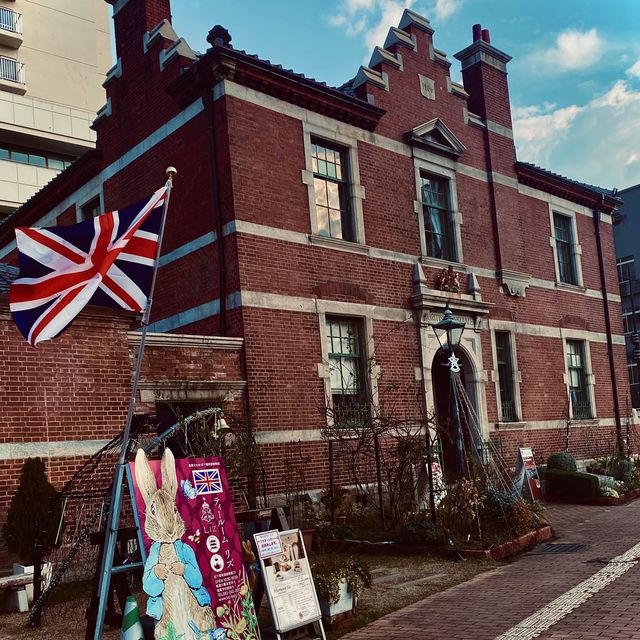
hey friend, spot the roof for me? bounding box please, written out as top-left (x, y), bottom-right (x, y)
top-left (516, 162), bottom-right (620, 199)
top-left (188, 42), bottom-right (385, 129)
top-left (515, 161), bottom-right (622, 210)
top-left (0, 263), bottom-right (18, 294)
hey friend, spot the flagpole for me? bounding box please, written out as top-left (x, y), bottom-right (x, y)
top-left (93, 167), bottom-right (176, 640)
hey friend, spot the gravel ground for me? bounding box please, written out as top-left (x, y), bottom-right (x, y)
top-left (0, 554), bottom-right (499, 639)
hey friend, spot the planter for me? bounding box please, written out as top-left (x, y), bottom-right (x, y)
top-left (320, 525), bottom-right (554, 562)
top-left (10, 564), bottom-right (33, 613)
top-left (7, 561), bottom-right (52, 613)
top-left (543, 490), bottom-right (640, 506)
top-left (301, 528), bottom-right (317, 553)
top-left (318, 579), bottom-right (354, 627)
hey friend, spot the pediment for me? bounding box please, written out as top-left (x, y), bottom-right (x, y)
top-left (405, 118), bottom-right (465, 158)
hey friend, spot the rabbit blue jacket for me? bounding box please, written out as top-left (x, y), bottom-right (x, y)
top-left (143, 540), bottom-right (212, 620)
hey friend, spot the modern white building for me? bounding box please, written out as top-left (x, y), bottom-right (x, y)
top-left (0, 0), bottom-right (111, 219)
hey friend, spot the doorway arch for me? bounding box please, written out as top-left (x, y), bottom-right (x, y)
top-left (431, 346), bottom-right (479, 480)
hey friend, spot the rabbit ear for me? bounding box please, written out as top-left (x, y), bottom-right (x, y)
top-left (134, 448), bottom-right (157, 506)
top-left (160, 447), bottom-right (178, 499)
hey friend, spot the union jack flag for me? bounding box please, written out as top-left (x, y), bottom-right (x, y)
top-left (9, 188), bottom-right (167, 346)
top-left (192, 469), bottom-right (223, 495)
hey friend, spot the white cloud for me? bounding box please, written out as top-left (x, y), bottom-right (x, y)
top-left (329, 0), bottom-right (418, 52)
top-left (364, 0), bottom-right (414, 50)
top-left (593, 80), bottom-right (640, 110)
top-left (433, 0), bottom-right (462, 20)
top-left (627, 59), bottom-right (640, 79)
top-left (533, 28), bottom-right (603, 72)
top-left (514, 80), bottom-right (640, 189)
top-left (512, 104), bottom-right (584, 165)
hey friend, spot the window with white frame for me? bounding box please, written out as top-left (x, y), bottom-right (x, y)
top-left (311, 139), bottom-right (353, 241)
top-left (326, 316), bottom-right (368, 424)
top-left (495, 331), bottom-right (518, 422)
top-left (412, 156), bottom-right (463, 264)
top-left (421, 174), bottom-right (457, 261)
top-left (553, 212), bottom-right (580, 286)
top-left (566, 340), bottom-right (592, 420)
top-left (302, 123), bottom-right (365, 246)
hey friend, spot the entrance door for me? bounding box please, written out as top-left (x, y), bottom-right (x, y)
top-left (431, 348), bottom-right (477, 481)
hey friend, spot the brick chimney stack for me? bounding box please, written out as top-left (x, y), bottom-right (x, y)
top-left (108, 0), bottom-right (172, 61)
top-left (454, 24), bottom-right (513, 131)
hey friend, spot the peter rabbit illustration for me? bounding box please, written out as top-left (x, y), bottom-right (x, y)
top-left (135, 447), bottom-right (216, 639)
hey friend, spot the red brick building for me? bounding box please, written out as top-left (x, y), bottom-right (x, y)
top-left (0, 0), bottom-right (633, 504)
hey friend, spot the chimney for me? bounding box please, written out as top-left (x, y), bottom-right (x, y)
top-left (108, 0), bottom-right (172, 62)
top-left (454, 25), bottom-right (513, 130)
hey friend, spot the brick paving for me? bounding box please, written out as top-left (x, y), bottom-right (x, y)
top-left (342, 501), bottom-right (640, 640)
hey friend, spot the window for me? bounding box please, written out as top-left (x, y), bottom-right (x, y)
top-left (553, 213), bottom-right (579, 285)
top-left (311, 139), bottom-right (353, 241)
top-left (618, 258), bottom-right (635, 284)
top-left (326, 317), bottom-right (367, 424)
top-left (81, 196), bottom-right (101, 221)
top-left (623, 312), bottom-right (640, 335)
top-left (0, 55), bottom-right (24, 84)
top-left (628, 359), bottom-right (639, 386)
top-left (566, 340), bottom-right (592, 420)
top-left (421, 174), bottom-right (456, 261)
top-left (495, 332), bottom-right (517, 422)
top-left (0, 143), bottom-right (72, 169)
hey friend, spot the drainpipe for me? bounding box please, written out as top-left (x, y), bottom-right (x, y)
top-left (593, 194), bottom-right (623, 453)
top-left (202, 82), bottom-right (228, 335)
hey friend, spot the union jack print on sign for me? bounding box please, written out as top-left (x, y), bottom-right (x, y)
top-left (9, 188), bottom-right (166, 346)
top-left (192, 469), bottom-right (223, 495)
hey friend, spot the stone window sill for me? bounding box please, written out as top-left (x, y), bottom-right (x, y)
top-left (420, 255), bottom-right (468, 272)
top-left (555, 281), bottom-right (586, 294)
top-left (568, 418), bottom-right (599, 428)
top-left (495, 421), bottom-right (526, 430)
top-left (308, 234), bottom-right (370, 256)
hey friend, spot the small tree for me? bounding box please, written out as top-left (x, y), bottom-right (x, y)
top-left (2, 458), bottom-right (61, 565)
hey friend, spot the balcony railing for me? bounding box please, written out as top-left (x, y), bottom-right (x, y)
top-left (571, 398), bottom-right (593, 421)
top-left (0, 7), bottom-right (21, 34)
top-left (0, 56), bottom-right (24, 84)
top-left (500, 399), bottom-right (517, 422)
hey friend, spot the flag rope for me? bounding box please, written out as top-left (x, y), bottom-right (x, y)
top-left (93, 167), bottom-right (177, 640)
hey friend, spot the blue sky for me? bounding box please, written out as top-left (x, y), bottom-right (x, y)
top-left (168, 0), bottom-right (640, 190)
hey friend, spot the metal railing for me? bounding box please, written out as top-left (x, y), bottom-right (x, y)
top-left (500, 399), bottom-right (517, 422)
top-left (571, 398), bottom-right (593, 421)
top-left (0, 55), bottom-right (24, 84)
top-left (0, 7), bottom-right (21, 34)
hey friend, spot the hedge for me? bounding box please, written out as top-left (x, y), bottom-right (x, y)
top-left (544, 469), bottom-right (600, 498)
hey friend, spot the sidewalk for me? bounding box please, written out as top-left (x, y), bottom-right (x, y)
top-left (342, 500), bottom-right (640, 640)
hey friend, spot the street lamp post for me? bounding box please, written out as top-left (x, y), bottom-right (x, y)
top-left (430, 306), bottom-right (466, 478)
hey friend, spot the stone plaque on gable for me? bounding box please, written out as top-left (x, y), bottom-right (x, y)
top-left (419, 74), bottom-right (436, 100)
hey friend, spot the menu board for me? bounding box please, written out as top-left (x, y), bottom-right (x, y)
top-left (129, 451), bottom-right (260, 640)
top-left (515, 447), bottom-right (543, 501)
top-left (254, 529), bottom-right (322, 633)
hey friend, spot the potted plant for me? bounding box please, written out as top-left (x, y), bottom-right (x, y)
top-left (311, 555), bottom-right (371, 625)
top-left (2, 458), bottom-right (61, 611)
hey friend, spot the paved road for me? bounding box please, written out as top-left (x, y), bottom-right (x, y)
top-left (343, 501), bottom-right (640, 640)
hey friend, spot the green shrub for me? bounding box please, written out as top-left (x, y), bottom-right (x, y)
top-left (614, 458), bottom-right (634, 481)
top-left (311, 555), bottom-right (372, 604)
top-left (546, 452), bottom-right (577, 472)
top-left (396, 519), bottom-right (447, 546)
top-left (545, 469), bottom-right (599, 498)
top-left (2, 458), bottom-right (62, 565)
top-left (600, 486), bottom-right (619, 498)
